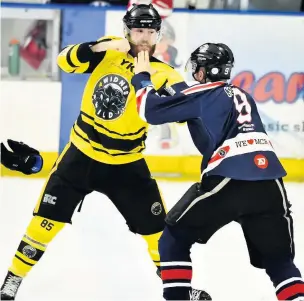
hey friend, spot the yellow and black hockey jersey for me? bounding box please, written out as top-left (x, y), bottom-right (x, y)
top-left (57, 36), bottom-right (185, 164)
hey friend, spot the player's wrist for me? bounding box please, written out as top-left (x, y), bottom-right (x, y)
top-left (131, 72), bottom-right (152, 91)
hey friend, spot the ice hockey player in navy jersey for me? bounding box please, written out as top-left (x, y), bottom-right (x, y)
top-left (131, 45), bottom-right (304, 300)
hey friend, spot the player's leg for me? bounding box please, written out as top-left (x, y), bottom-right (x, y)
top-left (140, 178), bottom-right (166, 270)
top-left (159, 225), bottom-right (195, 300)
top-left (100, 158), bottom-right (167, 271)
top-left (0, 143), bottom-right (92, 300)
top-left (160, 176), bottom-right (236, 300)
top-left (239, 179), bottom-right (304, 300)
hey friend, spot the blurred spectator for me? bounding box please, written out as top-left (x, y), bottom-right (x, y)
top-left (208, 0), bottom-right (303, 11)
top-left (49, 0), bottom-right (129, 5)
top-left (20, 20), bottom-right (47, 70)
top-left (127, 0), bottom-right (173, 18)
top-left (248, 0), bottom-right (302, 11)
top-left (49, 0), bottom-right (173, 13)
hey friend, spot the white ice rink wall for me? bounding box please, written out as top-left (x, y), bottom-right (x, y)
top-left (0, 4), bottom-right (304, 181)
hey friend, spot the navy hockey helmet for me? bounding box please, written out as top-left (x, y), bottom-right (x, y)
top-left (123, 4), bottom-right (162, 44)
top-left (185, 43), bottom-right (235, 81)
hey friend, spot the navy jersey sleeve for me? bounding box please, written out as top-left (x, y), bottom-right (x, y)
top-left (169, 81), bottom-right (189, 94)
top-left (131, 72), bottom-right (200, 125)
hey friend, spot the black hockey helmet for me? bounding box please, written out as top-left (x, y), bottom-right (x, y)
top-left (185, 43), bottom-right (234, 81)
top-left (123, 4), bottom-right (162, 44)
top-left (123, 4), bottom-right (162, 30)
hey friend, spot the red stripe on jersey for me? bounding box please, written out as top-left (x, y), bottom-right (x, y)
top-left (208, 146), bottom-right (230, 164)
top-left (136, 88), bottom-right (146, 113)
top-left (277, 283), bottom-right (304, 300)
top-left (161, 269), bottom-right (192, 280)
top-left (182, 81), bottom-right (225, 95)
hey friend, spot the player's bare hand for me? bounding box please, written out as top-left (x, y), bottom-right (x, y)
top-left (134, 51), bottom-right (151, 74)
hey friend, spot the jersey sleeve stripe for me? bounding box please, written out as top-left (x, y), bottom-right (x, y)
top-left (182, 81), bottom-right (226, 95)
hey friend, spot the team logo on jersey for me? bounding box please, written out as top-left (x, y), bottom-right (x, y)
top-left (224, 86), bottom-right (234, 97)
top-left (151, 202), bottom-right (162, 215)
top-left (238, 123), bottom-right (255, 132)
top-left (208, 146), bottom-right (230, 165)
top-left (22, 245), bottom-right (37, 259)
top-left (254, 154), bottom-right (268, 169)
top-left (218, 148), bottom-right (227, 157)
top-left (92, 74), bottom-right (130, 121)
top-left (42, 194), bottom-right (57, 205)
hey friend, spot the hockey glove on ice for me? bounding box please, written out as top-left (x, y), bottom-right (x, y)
top-left (1, 139), bottom-right (43, 175)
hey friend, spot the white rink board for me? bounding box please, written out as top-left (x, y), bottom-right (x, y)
top-left (0, 81), bottom-right (61, 153)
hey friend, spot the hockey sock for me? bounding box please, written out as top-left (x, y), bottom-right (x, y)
top-left (8, 216), bottom-right (65, 277)
top-left (265, 259), bottom-right (304, 300)
top-left (159, 227), bottom-right (193, 300)
top-left (275, 277), bottom-right (304, 300)
top-left (141, 231), bottom-right (163, 268)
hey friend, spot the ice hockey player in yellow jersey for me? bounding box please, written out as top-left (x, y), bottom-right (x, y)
top-left (57, 28), bottom-right (184, 165)
top-left (0, 4), bottom-right (210, 300)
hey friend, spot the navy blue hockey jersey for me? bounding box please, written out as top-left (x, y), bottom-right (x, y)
top-left (131, 72), bottom-right (286, 181)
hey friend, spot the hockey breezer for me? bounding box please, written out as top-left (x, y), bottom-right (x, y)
top-left (132, 44), bottom-right (304, 300)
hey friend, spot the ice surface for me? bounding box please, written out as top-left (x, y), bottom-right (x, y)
top-left (1, 178), bottom-right (303, 301)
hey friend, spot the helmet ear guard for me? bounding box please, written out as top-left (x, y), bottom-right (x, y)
top-left (205, 63), bottom-right (233, 81)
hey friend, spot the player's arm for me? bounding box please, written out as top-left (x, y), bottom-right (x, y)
top-left (158, 78), bottom-right (189, 97)
top-left (155, 66), bottom-right (189, 97)
top-left (0, 140), bottom-right (43, 175)
top-left (155, 68), bottom-right (189, 124)
top-left (57, 36), bottom-right (130, 74)
top-left (165, 69), bottom-right (189, 93)
top-left (132, 72), bottom-right (200, 125)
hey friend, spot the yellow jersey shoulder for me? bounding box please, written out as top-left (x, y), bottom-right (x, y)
top-left (150, 57), bottom-right (184, 86)
top-left (150, 57), bottom-right (175, 71)
top-left (97, 36), bottom-right (123, 42)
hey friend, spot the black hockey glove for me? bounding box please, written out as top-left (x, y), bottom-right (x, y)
top-left (1, 140), bottom-right (43, 175)
top-left (165, 182), bottom-right (201, 226)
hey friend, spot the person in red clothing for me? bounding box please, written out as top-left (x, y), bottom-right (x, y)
top-left (127, 0), bottom-right (173, 19)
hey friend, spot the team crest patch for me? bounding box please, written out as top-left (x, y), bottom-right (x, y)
top-left (224, 86), bottom-right (234, 97)
top-left (151, 202), bottom-right (162, 215)
top-left (92, 74), bottom-right (131, 121)
top-left (22, 245), bottom-right (37, 259)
